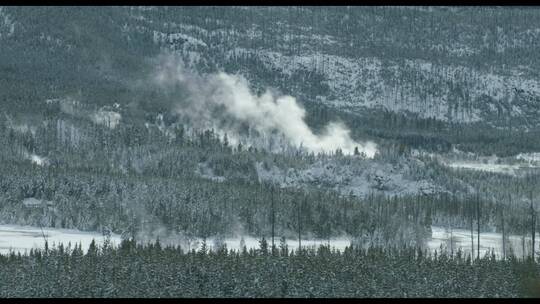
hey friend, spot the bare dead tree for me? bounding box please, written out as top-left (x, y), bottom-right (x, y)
top-left (470, 196), bottom-right (474, 262)
top-left (531, 190), bottom-right (536, 260)
top-left (271, 185), bottom-right (276, 256)
top-left (297, 198), bottom-right (302, 254)
top-left (476, 192), bottom-right (481, 260)
top-left (502, 202), bottom-right (506, 260)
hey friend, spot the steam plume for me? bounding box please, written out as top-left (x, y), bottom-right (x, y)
top-left (154, 56), bottom-right (377, 157)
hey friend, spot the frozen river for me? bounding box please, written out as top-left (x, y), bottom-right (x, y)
top-left (0, 224), bottom-right (537, 259)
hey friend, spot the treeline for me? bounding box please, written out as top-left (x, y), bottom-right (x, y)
top-left (1, 158), bottom-right (537, 253)
top-left (0, 239), bottom-right (539, 298)
top-left (0, 159), bottom-right (432, 244)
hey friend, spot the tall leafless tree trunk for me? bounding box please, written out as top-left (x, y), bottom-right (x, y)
top-left (271, 186), bottom-right (275, 256)
top-left (477, 193), bottom-right (481, 260)
top-left (470, 198), bottom-right (474, 262)
top-left (531, 191), bottom-right (536, 260)
top-left (502, 205), bottom-right (506, 260)
top-left (450, 226), bottom-right (453, 257)
top-left (522, 235), bottom-right (525, 260)
top-left (297, 199), bottom-right (301, 254)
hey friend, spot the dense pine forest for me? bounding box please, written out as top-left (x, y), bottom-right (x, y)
top-left (1, 239), bottom-right (539, 298)
top-left (1, 6), bottom-right (540, 298)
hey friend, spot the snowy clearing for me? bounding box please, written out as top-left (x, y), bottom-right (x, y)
top-left (1, 224), bottom-right (537, 260)
top-left (0, 225), bottom-right (121, 255)
top-left (429, 226), bottom-right (539, 259)
top-left (445, 161), bottom-right (522, 175)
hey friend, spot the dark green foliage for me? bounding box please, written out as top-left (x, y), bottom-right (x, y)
top-left (0, 240), bottom-right (538, 298)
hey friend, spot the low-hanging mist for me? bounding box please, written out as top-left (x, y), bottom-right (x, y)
top-left (154, 56), bottom-right (377, 157)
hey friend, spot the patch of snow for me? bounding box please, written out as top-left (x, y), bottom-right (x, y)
top-left (0, 224), bottom-right (121, 255)
top-left (153, 31), bottom-right (207, 49)
top-left (90, 109), bottom-right (121, 129)
top-left (57, 98), bottom-right (82, 116)
top-left (0, 7), bottom-right (15, 38)
top-left (26, 153), bottom-right (49, 166)
top-left (195, 162), bottom-right (226, 182)
top-left (22, 198), bottom-right (53, 208)
top-left (9, 124), bottom-right (36, 136)
top-left (445, 161), bottom-right (521, 175)
top-left (516, 152), bottom-right (540, 164)
top-left (190, 236), bottom-right (353, 254)
top-left (128, 225), bottom-right (535, 260)
top-left (255, 158), bottom-right (443, 198)
top-left (429, 226), bottom-right (539, 259)
top-left (431, 150), bottom-right (540, 176)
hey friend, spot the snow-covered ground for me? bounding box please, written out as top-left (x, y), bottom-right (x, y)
top-left (0, 225), bottom-right (121, 255)
top-left (429, 226), bottom-right (539, 259)
top-left (516, 152), bottom-right (540, 164)
top-left (426, 148), bottom-right (540, 176)
top-left (24, 152), bottom-right (49, 167)
top-left (181, 236), bottom-right (354, 254)
top-left (194, 227), bottom-right (538, 259)
top-left (255, 158), bottom-right (442, 198)
top-left (1, 224), bottom-right (536, 260)
top-left (90, 109), bottom-right (122, 129)
top-left (444, 161), bottom-right (523, 175)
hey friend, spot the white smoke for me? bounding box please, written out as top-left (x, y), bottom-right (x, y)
top-left (154, 56), bottom-right (377, 157)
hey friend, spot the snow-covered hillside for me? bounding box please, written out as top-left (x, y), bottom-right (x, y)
top-left (255, 157), bottom-right (443, 198)
top-left (232, 48), bottom-right (540, 126)
top-left (132, 7), bottom-right (540, 128)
